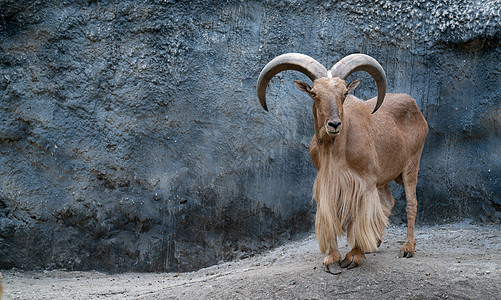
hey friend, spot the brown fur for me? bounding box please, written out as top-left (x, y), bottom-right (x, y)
top-left (299, 77), bottom-right (428, 265)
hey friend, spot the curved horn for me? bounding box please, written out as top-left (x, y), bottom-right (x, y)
top-left (330, 54), bottom-right (387, 114)
top-left (257, 53), bottom-right (328, 111)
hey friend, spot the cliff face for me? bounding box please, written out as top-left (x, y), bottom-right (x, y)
top-left (0, 0), bottom-right (499, 272)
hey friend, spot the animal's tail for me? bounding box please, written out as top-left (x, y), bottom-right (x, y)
top-left (313, 165), bottom-right (388, 254)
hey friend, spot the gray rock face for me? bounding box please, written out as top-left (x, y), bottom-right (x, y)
top-left (0, 0), bottom-right (499, 272)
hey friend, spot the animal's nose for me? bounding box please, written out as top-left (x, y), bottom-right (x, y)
top-left (328, 121), bottom-right (342, 129)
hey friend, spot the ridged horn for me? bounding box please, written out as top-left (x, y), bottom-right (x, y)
top-left (330, 54), bottom-right (387, 114)
top-left (257, 53), bottom-right (328, 111)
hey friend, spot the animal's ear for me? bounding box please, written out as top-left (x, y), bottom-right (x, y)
top-left (294, 80), bottom-right (315, 97)
top-left (345, 79), bottom-right (361, 95)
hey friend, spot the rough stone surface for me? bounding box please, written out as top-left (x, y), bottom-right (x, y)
top-left (0, 0), bottom-right (499, 272)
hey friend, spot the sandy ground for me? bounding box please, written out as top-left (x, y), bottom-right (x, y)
top-left (2, 222), bottom-right (500, 300)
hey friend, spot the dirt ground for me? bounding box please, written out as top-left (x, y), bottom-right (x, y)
top-left (2, 221), bottom-right (500, 300)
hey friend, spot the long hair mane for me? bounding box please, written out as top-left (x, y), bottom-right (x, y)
top-left (313, 149), bottom-right (388, 254)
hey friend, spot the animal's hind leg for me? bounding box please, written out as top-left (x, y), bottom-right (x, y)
top-left (401, 166), bottom-right (419, 258)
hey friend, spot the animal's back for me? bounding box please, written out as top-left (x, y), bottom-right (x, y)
top-left (361, 93), bottom-right (428, 146)
top-left (344, 93), bottom-right (428, 185)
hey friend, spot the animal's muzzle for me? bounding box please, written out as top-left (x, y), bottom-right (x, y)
top-left (326, 121), bottom-right (342, 136)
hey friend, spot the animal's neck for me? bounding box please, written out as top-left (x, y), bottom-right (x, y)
top-left (319, 134), bottom-right (346, 160)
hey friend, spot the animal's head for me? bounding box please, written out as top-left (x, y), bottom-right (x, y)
top-left (293, 77), bottom-right (361, 138)
top-left (257, 53), bottom-right (386, 139)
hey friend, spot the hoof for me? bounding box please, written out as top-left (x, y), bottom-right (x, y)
top-left (340, 258), bottom-right (359, 269)
top-left (400, 241), bottom-right (416, 258)
top-left (323, 261), bottom-right (342, 275)
top-left (399, 250), bottom-right (414, 258)
top-left (341, 248), bottom-right (365, 268)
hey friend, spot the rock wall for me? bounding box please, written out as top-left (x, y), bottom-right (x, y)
top-left (0, 0), bottom-right (499, 272)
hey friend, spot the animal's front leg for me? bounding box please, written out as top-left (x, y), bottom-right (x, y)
top-left (375, 184), bottom-right (397, 248)
top-left (322, 239), bottom-right (342, 275)
top-left (340, 247), bottom-right (365, 269)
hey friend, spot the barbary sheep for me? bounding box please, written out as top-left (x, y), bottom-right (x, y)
top-left (257, 53), bottom-right (428, 273)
